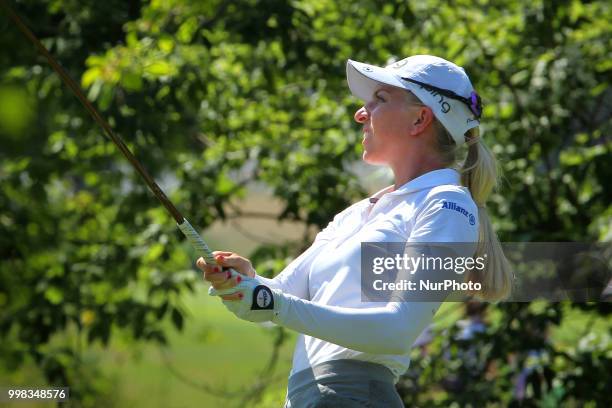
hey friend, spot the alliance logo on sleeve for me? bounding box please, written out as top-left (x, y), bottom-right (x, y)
top-left (441, 200), bottom-right (476, 225)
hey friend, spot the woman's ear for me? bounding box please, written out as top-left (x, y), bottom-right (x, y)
top-left (410, 107), bottom-right (434, 136)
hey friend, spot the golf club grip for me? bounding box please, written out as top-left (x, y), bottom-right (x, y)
top-left (177, 219), bottom-right (239, 281)
top-left (177, 218), bottom-right (216, 264)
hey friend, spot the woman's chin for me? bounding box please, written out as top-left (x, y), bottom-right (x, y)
top-left (362, 150), bottom-right (384, 165)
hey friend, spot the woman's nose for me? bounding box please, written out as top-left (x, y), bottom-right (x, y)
top-left (354, 106), bottom-right (369, 123)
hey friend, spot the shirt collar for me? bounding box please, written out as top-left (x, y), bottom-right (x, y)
top-left (370, 168), bottom-right (461, 201)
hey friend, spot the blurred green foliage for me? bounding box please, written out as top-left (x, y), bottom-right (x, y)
top-left (0, 0), bottom-right (610, 406)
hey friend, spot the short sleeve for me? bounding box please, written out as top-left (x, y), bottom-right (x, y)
top-left (408, 188), bottom-right (479, 244)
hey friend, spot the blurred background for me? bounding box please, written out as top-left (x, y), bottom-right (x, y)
top-left (0, 0), bottom-right (610, 406)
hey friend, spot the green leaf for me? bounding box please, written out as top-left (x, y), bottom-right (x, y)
top-left (144, 61), bottom-right (176, 77)
top-left (44, 287), bottom-right (63, 305)
top-left (171, 308), bottom-right (184, 331)
top-left (122, 71), bottom-right (143, 91)
top-left (81, 67), bottom-right (101, 88)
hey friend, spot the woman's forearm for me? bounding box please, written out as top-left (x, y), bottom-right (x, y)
top-left (273, 295), bottom-right (440, 355)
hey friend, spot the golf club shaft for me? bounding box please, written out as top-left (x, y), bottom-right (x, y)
top-left (1, 0), bottom-right (216, 264)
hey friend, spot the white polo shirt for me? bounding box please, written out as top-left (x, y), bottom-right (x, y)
top-left (257, 168), bottom-right (479, 381)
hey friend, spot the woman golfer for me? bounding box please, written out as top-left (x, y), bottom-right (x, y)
top-left (197, 55), bottom-right (512, 407)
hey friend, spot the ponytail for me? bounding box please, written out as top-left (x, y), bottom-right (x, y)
top-left (433, 121), bottom-right (513, 302)
top-left (407, 90), bottom-right (514, 301)
top-left (460, 128), bottom-right (513, 302)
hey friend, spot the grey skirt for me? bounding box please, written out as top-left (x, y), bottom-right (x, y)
top-left (283, 359), bottom-right (405, 408)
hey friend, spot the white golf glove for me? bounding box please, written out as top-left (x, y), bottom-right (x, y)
top-left (208, 274), bottom-right (283, 323)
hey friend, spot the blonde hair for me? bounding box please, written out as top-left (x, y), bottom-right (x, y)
top-left (407, 92), bottom-right (513, 301)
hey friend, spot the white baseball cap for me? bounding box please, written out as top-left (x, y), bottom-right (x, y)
top-left (346, 55), bottom-right (482, 145)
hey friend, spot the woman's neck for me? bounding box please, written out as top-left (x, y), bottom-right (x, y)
top-left (390, 154), bottom-right (445, 190)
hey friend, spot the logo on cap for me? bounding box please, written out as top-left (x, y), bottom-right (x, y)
top-left (362, 66), bottom-right (373, 72)
top-left (421, 87), bottom-right (451, 113)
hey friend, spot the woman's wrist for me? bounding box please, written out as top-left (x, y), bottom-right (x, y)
top-left (271, 288), bottom-right (289, 324)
